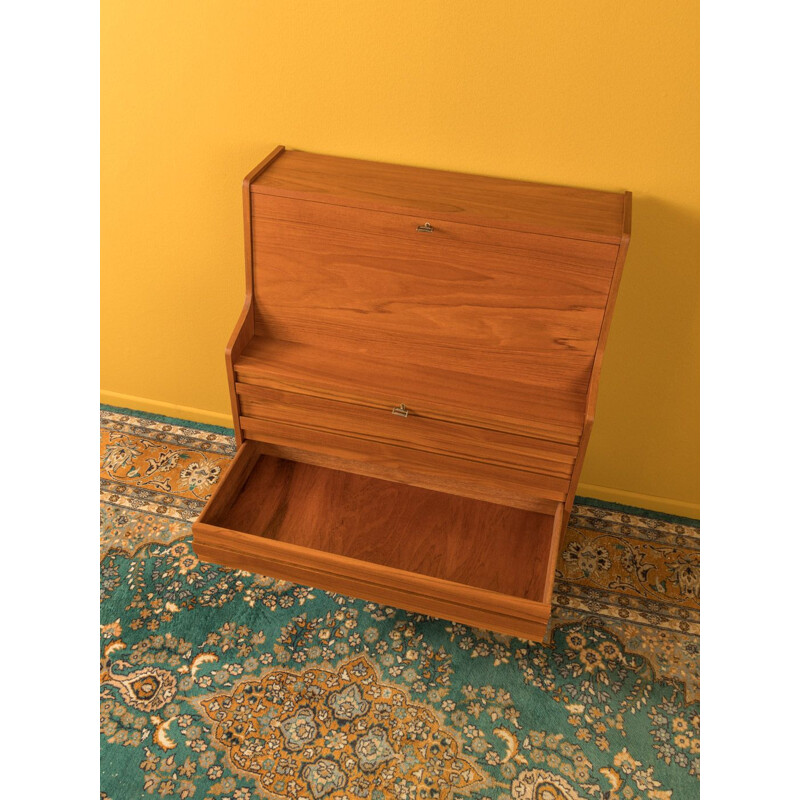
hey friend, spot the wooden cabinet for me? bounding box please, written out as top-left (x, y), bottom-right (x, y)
top-left (192, 146), bottom-right (631, 641)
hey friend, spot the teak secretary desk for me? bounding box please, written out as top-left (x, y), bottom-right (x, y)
top-left (192, 146), bottom-right (631, 642)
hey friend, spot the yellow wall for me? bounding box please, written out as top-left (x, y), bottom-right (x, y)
top-left (101, 0), bottom-right (699, 517)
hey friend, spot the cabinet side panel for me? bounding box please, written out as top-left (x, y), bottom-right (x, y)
top-left (227, 147), bottom-right (285, 443)
top-left (563, 193), bottom-right (632, 526)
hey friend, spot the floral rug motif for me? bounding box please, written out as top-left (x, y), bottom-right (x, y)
top-left (100, 407), bottom-right (699, 800)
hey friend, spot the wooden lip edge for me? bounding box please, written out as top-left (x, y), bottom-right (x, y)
top-left (250, 148), bottom-right (628, 246)
top-left (622, 191), bottom-right (633, 240)
top-left (244, 145), bottom-right (286, 189)
top-left (192, 522), bottom-right (552, 624)
top-left (541, 503), bottom-right (565, 604)
top-left (276, 148), bottom-right (626, 202)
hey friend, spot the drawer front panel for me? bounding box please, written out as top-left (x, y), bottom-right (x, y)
top-left (195, 531), bottom-right (551, 642)
top-left (234, 337), bottom-right (586, 445)
top-left (238, 412), bottom-right (571, 507)
top-left (251, 202), bottom-right (617, 394)
top-left (236, 382), bottom-right (577, 479)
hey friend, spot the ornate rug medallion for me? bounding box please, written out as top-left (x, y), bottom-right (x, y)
top-left (192, 655), bottom-right (482, 799)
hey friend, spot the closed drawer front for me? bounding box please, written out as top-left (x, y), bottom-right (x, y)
top-left (236, 392), bottom-right (572, 508)
top-left (234, 337), bottom-right (587, 445)
top-left (236, 382), bottom-right (577, 479)
top-left (239, 414), bottom-right (570, 507)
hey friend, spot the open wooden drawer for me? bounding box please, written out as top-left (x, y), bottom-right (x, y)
top-left (193, 440), bottom-right (563, 641)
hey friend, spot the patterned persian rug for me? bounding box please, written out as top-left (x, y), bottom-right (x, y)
top-left (100, 407), bottom-right (699, 800)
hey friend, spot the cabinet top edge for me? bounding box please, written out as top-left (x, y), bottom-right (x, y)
top-left (249, 148), bottom-right (630, 245)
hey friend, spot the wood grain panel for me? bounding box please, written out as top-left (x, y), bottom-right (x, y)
top-left (250, 149), bottom-right (627, 244)
top-left (240, 455), bottom-right (552, 598)
top-left (238, 415), bottom-right (570, 506)
top-left (236, 382), bottom-right (575, 478)
top-left (252, 193), bottom-right (620, 268)
top-left (251, 221), bottom-right (612, 392)
top-left (234, 337), bottom-right (586, 445)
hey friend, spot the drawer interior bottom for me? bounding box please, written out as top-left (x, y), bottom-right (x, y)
top-left (197, 445), bottom-right (559, 606)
